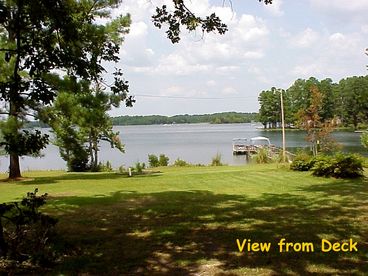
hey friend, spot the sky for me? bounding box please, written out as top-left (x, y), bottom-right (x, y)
top-left (107, 0), bottom-right (368, 116)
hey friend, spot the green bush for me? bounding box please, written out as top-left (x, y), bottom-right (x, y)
top-left (310, 155), bottom-right (335, 177)
top-left (117, 165), bottom-right (126, 174)
top-left (311, 153), bottom-right (363, 178)
top-left (174, 158), bottom-right (190, 167)
top-left (332, 153), bottom-right (363, 178)
top-left (290, 151), bottom-right (314, 171)
top-left (0, 189), bottom-right (58, 265)
top-left (148, 154), bottom-right (159, 167)
top-left (97, 161), bottom-right (113, 172)
top-left (134, 162), bottom-right (146, 174)
top-left (211, 153), bottom-right (223, 166)
top-left (361, 131), bottom-right (368, 148)
top-left (252, 148), bottom-right (271, 164)
top-left (159, 154), bottom-right (169, 166)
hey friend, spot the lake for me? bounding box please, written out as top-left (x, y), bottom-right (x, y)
top-left (0, 123), bottom-right (367, 172)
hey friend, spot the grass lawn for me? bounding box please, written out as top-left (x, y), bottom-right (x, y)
top-left (0, 164), bottom-right (367, 275)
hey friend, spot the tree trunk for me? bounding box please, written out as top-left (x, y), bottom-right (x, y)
top-left (0, 219), bottom-right (7, 257)
top-left (7, 0), bottom-right (23, 180)
top-left (93, 140), bottom-right (98, 170)
top-left (9, 153), bottom-right (21, 179)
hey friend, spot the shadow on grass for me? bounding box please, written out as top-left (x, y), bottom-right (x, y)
top-left (45, 178), bottom-right (368, 275)
top-left (17, 171), bottom-right (163, 185)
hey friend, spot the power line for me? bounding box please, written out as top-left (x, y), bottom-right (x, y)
top-left (133, 94), bottom-right (258, 100)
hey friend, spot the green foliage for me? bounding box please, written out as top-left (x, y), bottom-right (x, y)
top-left (0, 0), bottom-right (132, 178)
top-left (134, 162), bottom-right (146, 174)
top-left (111, 112), bottom-right (259, 125)
top-left (258, 87), bottom-right (285, 128)
top-left (148, 154), bottom-right (160, 167)
top-left (258, 76), bottom-right (368, 130)
top-left (0, 189), bottom-right (57, 264)
top-left (159, 154), bottom-right (169, 166)
top-left (69, 151), bottom-right (90, 172)
top-left (311, 153), bottom-right (363, 178)
top-left (44, 83), bottom-right (125, 172)
top-left (290, 151), bottom-right (314, 171)
top-left (0, 118), bottom-right (49, 156)
top-left (211, 153), bottom-right (224, 166)
top-left (174, 158), bottom-right (190, 167)
top-left (275, 152), bottom-right (289, 163)
top-left (117, 165), bottom-right (127, 174)
top-left (361, 132), bottom-right (368, 148)
top-left (148, 154), bottom-right (169, 167)
top-left (152, 1), bottom-right (227, 43)
top-left (97, 161), bottom-right (113, 172)
top-left (252, 148), bottom-right (272, 164)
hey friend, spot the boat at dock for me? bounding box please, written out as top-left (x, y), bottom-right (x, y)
top-left (232, 136), bottom-right (276, 155)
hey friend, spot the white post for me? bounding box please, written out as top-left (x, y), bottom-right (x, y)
top-left (280, 90), bottom-right (286, 162)
top-left (128, 167), bottom-right (132, 177)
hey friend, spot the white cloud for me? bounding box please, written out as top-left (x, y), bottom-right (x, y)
top-left (290, 28), bottom-right (319, 48)
top-left (163, 85), bottom-right (184, 96)
top-left (310, 0), bottom-right (368, 13)
top-left (154, 54), bottom-right (211, 76)
top-left (243, 51), bottom-right (264, 59)
top-left (289, 30), bottom-right (366, 80)
top-left (235, 15), bottom-right (269, 43)
top-left (221, 87), bottom-right (238, 95)
top-left (291, 64), bottom-right (322, 78)
top-left (215, 66), bottom-right (240, 74)
top-left (361, 25), bottom-right (368, 34)
top-left (162, 85), bottom-right (208, 97)
top-left (264, 0), bottom-right (284, 16)
top-left (122, 10), bottom-right (269, 78)
top-left (115, 0), bottom-right (154, 21)
top-left (129, 21), bottom-right (148, 38)
top-left (206, 80), bottom-right (217, 87)
top-left (309, 0), bottom-right (368, 22)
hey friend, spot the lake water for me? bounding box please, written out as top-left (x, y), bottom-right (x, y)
top-left (0, 123), bottom-right (367, 172)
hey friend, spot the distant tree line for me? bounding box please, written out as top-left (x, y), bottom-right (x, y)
top-left (112, 112), bottom-right (258, 125)
top-left (24, 112), bottom-right (259, 128)
top-left (258, 76), bottom-right (368, 129)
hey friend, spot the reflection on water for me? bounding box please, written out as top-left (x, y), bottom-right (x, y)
top-left (0, 123), bottom-right (366, 172)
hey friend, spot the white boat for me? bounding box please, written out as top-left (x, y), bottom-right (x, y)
top-left (232, 136), bottom-right (275, 155)
top-left (232, 138), bottom-right (248, 154)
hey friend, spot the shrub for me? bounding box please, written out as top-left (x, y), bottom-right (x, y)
top-left (211, 153), bottom-right (223, 166)
top-left (361, 131), bottom-right (368, 149)
top-left (332, 153), bottom-right (363, 178)
top-left (275, 152), bottom-right (290, 163)
top-left (68, 153), bottom-right (89, 172)
top-left (311, 153), bottom-right (363, 178)
top-left (0, 189), bottom-right (58, 265)
top-left (252, 148), bottom-right (271, 164)
top-left (159, 154), bottom-right (169, 166)
top-left (98, 161), bottom-right (113, 172)
top-left (290, 151), bottom-right (314, 171)
top-left (117, 165), bottom-right (126, 174)
top-left (134, 162), bottom-right (146, 174)
top-left (174, 158), bottom-right (190, 167)
top-left (148, 154), bottom-right (159, 167)
top-left (310, 155), bottom-right (335, 177)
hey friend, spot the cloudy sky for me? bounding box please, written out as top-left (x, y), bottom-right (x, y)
top-left (107, 0), bottom-right (368, 116)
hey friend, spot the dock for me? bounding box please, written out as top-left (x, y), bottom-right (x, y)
top-left (232, 137), bottom-right (295, 161)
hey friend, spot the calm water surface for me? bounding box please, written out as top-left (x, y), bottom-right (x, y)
top-left (0, 123), bottom-right (366, 172)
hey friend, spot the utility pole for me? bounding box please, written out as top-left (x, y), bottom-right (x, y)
top-left (280, 90), bottom-right (286, 162)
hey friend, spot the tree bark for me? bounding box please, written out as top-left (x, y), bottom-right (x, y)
top-left (7, 0), bottom-right (23, 179)
top-left (9, 153), bottom-right (21, 179)
top-left (0, 219), bottom-right (7, 257)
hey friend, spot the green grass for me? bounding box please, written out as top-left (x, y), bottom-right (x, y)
top-left (0, 164), bottom-right (367, 275)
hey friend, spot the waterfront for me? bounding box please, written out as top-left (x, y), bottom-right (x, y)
top-left (0, 123), bottom-right (366, 171)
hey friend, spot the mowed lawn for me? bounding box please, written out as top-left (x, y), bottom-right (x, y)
top-left (0, 164), bottom-right (367, 275)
